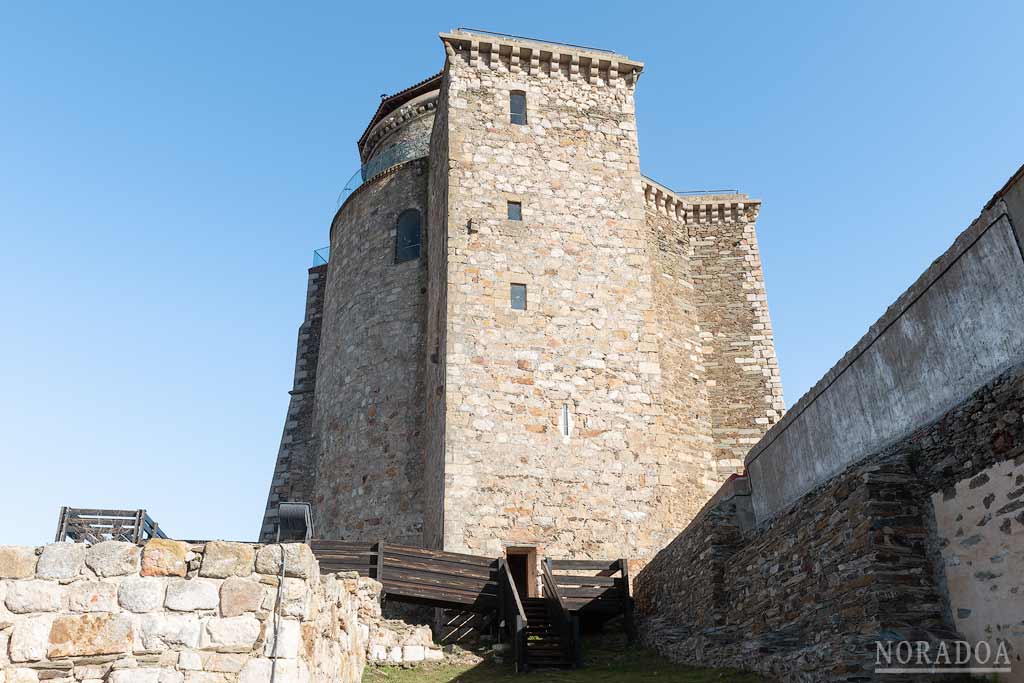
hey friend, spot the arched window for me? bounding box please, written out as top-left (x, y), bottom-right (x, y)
top-left (510, 91), bottom-right (527, 125)
top-left (395, 209), bottom-right (421, 263)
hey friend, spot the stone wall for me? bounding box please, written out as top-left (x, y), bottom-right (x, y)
top-left (637, 360), bottom-right (1024, 681)
top-left (422, 71), bottom-right (451, 552)
top-left (260, 265), bottom-right (327, 543)
top-left (635, 166), bottom-right (1024, 682)
top-left (266, 30), bottom-right (783, 565)
top-left (314, 159), bottom-right (430, 545)
top-left (432, 32), bottom-right (674, 560)
top-left (361, 92), bottom-right (437, 179)
top-left (746, 172), bottom-right (1024, 521)
top-left (687, 195), bottom-right (783, 478)
top-left (643, 180), bottom-right (784, 514)
top-left (0, 540), bottom-right (380, 683)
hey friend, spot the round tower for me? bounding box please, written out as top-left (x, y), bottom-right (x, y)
top-left (312, 75), bottom-right (440, 544)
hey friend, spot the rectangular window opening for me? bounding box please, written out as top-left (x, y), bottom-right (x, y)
top-left (510, 91), bottom-right (527, 125)
top-left (507, 201), bottom-right (522, 221)
top-left (510, 283), bottom-right (527, 310)
top-left (560, 403), bottom-right (571, 438)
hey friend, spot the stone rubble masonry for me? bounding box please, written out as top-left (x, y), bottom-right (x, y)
top-left (636, 360), bottom-right (1024, 682)
top-left (634, 166), bottom-right (1024, 682)
top-left (0, 540), bottom-right (402, 683)
top-left (427, 31), bottom-right (782, 561)
top-left (313, 158), bottom-right (430, 546)
top-left (263, 30), bottom-right (783, 565)
top-left (259, 264), bottom-right (327, 543)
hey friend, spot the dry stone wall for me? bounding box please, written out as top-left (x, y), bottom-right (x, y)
top-left (0, 541), bottom-right (381, 683)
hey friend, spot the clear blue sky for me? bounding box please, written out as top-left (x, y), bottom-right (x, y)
top-left (1, 2), bottom-right (1021, 545)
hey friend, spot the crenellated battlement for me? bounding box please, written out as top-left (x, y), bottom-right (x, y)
top-left (440, 30), bottom-right (643, 87)
top-left (642, 177), bottom-right (760, 224)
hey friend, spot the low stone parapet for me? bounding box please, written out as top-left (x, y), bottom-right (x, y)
top-left (0, 540), bottom-right (381, 683)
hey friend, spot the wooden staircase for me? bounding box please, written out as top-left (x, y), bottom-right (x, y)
top-left (310, 541), bottom-right (631, 674)
top-left (523, 597), bottom-right (573, 669)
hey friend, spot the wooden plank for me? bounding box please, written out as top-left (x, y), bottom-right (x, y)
top-left (384, 554), bottom-right (496, 581)
top-left (382, 577), bottom-right (498, 609)
top-left (313, 551), bottom-right (376, 562)
top-left (382, 567), bottom-right (496, 595)
top-left (554, 575), bottom-right (618, 587)
top-left (310, 540), bottom-right (377, 550)
top-left (549, 559), bottom-right (619, 571)
top-left (559, 586), bottom-right (624, 599)
top-left (385, 543), bottom-right (495, 568)
top-left (382, 560), bottom-right (496, 587)
top-left (317, 561), bottom-right (375, 573)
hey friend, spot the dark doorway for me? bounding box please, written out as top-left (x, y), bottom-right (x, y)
top-left (505, 546), bottom-right (536, 599)
top-left (508, 553), bottom-right (529, 599)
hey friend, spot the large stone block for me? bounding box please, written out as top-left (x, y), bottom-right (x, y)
top-left (164, 579), bottom-right (219, 611)
top-left (0, 547), bottom-right (37, 579)
top-left (4, 580), bottom-right (62, 613)
top-left (35, 544), bottom-right (86, 580)
top-left (141, 539), bottom-right (189, 578)
top-left (85, 542), bottom-right (140, 578)
top-left (9, 615), bottom-right (54, 662)
top-left (118, 577), bottom-right (166, 613)
top-left (259, 578), bottom-right (308, 619)
top-left (67, 580), bottom-right (118, 612)
top-left (47, 613), bottom-right (133, 658)
top-left (202, 615), bottom-right (261, 651)
top-left (262, 618), bottom-right (300, 658)
top-left (135, 613), bottom-right (201, 650)
top-left (219, 578), bottom-right (263, 617)
top-left (255, 544), bottom-right (316, 580)
top-left (239, 658), bottom-right (307, 683)
top-left (201, 653), bottom-right (248, 673)
top-left (199, 542), bottom-right (254, 579)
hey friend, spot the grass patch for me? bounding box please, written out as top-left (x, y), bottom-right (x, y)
top-left (362, 639), bottom-right (770, 682)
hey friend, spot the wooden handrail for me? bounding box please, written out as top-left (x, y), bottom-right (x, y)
top-left (542, 558), bottom-right (579, 667)
top-left (498, 558), bottom-right (529, 672)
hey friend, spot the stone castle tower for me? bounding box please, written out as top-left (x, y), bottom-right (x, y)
top-left (261, 30), bottom-right (784, 563)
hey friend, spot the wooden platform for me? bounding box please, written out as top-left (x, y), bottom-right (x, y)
top-left (310, 540), bottom-right (499, 612)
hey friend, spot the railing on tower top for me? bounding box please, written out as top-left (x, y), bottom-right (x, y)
top-left (336, 144), bottom-right (429, 209)
top-left (312, 246), bottom-right (330, 266)
top-left (454, 27), bottom-right (617, 54)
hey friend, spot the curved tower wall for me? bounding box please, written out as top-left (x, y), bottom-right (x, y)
top-left (312, 97), bottom-right (434, 545)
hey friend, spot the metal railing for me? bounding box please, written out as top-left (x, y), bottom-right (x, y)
top-left (455, 27), bottom-right (617, 54)
top-left (336, 142), bottom-right (429, 209)
top-left (55, 507), bottom-right (168, 544)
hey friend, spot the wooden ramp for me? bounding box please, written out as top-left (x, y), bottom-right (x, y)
top-left (310, 540), bottom-right (499, 612)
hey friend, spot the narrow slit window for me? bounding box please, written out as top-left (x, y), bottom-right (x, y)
top-left (394, 209), bottom-right (421, 263)
top-left (510, 283), bottom-right (527, 310)
top-left (560, 404), bottom-right (570, 438)
top-left (507, 201), bottom-right (522, 221)
top-left (510, 91), bottom-right (527, 125)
